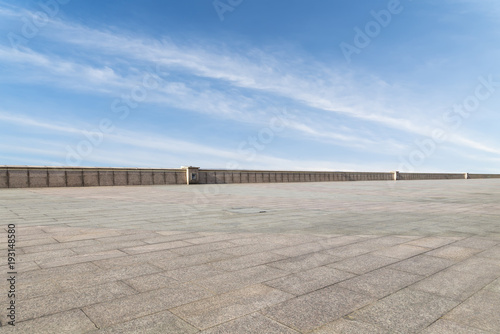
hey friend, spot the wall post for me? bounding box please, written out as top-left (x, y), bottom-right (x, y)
top-left (181, 166), bottom-right (200, 185)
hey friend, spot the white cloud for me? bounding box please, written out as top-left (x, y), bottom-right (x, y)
top-left (1, 3), bottom-right (500, 170)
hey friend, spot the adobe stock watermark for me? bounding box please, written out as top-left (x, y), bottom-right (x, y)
top-left (180, 109), bottom-right (293, 221)
top-left (7, 0), bottom-right (70, 50)
top-left (399, 75), bottom-right (499, 172)
top-left (213, 0), bottom-right (243, 21)
top-left (340, 0), bottom-right (412, 63)
top-left (227, 108), bottom-right (293, 169)
top-left (65, 65), bottom-right (168, 165)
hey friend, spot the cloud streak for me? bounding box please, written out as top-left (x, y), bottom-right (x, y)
top-left (1, 3), bottom-right (499, 171)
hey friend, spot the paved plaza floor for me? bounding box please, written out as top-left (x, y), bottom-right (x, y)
top-left (1, 179), bottom-right (499, 333)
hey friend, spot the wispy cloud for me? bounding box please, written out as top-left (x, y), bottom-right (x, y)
top-left (1, 3), bottom-right (499, 170)
top-left (0, 44), bottom-right (397, 154)
top-left (1, 111), bottom-right (378, 170)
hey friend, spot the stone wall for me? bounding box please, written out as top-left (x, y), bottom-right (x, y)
top-left (197, 170), bottom-right (394, 184)
top-left (0, 167), bottom-right (185, 188)
top-left (468, 174), bottom-right (500, 179)
top-left (398, 173), bottom-right (465, 180)
top-left (0, 166), bottom-right (498, 188)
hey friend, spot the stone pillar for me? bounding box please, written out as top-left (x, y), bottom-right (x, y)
top-left (181, 166), bottom-right (200, 185)
top-left (392, 171), bottom-right (400, 181)
top-left (464, 173), bottom-right (469, 179)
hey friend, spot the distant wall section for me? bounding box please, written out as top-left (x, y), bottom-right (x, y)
top-left (197, 170), bottom-right (393, 184)
top-left (468, 174), bottom-right (500, 179)
top-left (0, 167), bottom-right (186, 188)
top-left (0, 166), bottom-right (498, 188)
top-left (397, 173), bottom-right (465, 180)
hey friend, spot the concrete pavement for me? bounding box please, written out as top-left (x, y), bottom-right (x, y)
top-left (1, 179), bottom-right (499, 333)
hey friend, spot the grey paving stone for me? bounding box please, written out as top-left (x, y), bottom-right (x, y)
top-left (121, 240), bottom-right (192, 254)
top-left (219, 242), bottom-right (285, 256)
top-left (21, 239), bottom-right (100, 254)
top-left (170, 284), bottom-right (293, 330)
top-left (262, 285), bottom-right (374, 332)
top-left (170, 241), bottom-right (237, 256)
top-left (444, 289), bottom-right (500, 333)
top-left (18, 248), bottom-right (77, 262)
top-left (315, 235), bottom-right (366, 247)
top-left (484, 278), bottom-right (500, 293)
top-left (388, 254), bottom-right (455, 276)
top-left (15, 225), bottom-right (47, 235)
top-left (153, 251), bottom-right (234, 271)
top-left (271, 241), bottom-right (329, 257)
top-left (18, 236), bottom-right (58, 247)
top-left (267, 252), bottom-right (340, 273)
top-left (337, 268), bottom-right (423, 298)
top-left (0, 309), bottom-right (97, 334)
top-left (142, 232), bottom-right (204, 244)
top-left (36, 249), bottom-right (127, 268)
top-left (210, 252), bottom-right (286, 271)
top-left (53, 229), bottom-right (123, 242)
top-left (16, 232), bottom-right (50, 242)
top-left (447, 256), bottom-right (500, 279)
top-left (320, 242), bottom-right (382, 258)
top-left (476, 246), bottom-right (500, 259)
top-left (411, 267), bottom-right (496, 301)
top-left (92, 249), bottom-right (180, 270)
top-left (426, 246), bottom-right (482, 261)
top-left (124, 272), bottom-right (180, 292)
top-left (371, 244), bottom-right (428, 259)
top-left (18, 281), bottom-right (135, 322)
top-left (93, 232), bottom-right (159, 244)
top-left (234, 233), bottom-right (324, 247)
top-left (155, 230), bottom-right (201, 236)
top-left (361, 235), bottom-right (414, 247)
top-left (196, 265), bottom-right (289, 294)
top-left (405, 236), bottom-right (458, 248)
top-left (350, 288), bottom-right (459, 333)
top-left (69, 239), bottom-right (147, 254)
top-left (310, 318), bottom-right (388, 334)
top-left (185, 233), bottom-right (250, 244)
top-left (83, 283), bottom-right (213, 328)
top-left (265, 266), bottom-right (354, 295)
top-left (200, 313), bottom-right (299, 334)
top-left (451, 237), bottom-right (499, 249)
top-left (328, 254), bottom-right (400, 275)
top-left (86, 310), bottom-right (199, 334)
top-left (421, 319), bottom-right (489, 334)
top-left (163, 263), bottom-right (225, 282)
top-left (20, 262), bottom-right (100, 282)
top-left (21, 263), bottom-right (161, 300)
top-left (40, 226), bottom-right (86, 234)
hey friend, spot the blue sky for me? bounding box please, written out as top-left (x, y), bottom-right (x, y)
top-left (1, 0), bottom-right (500, 172)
